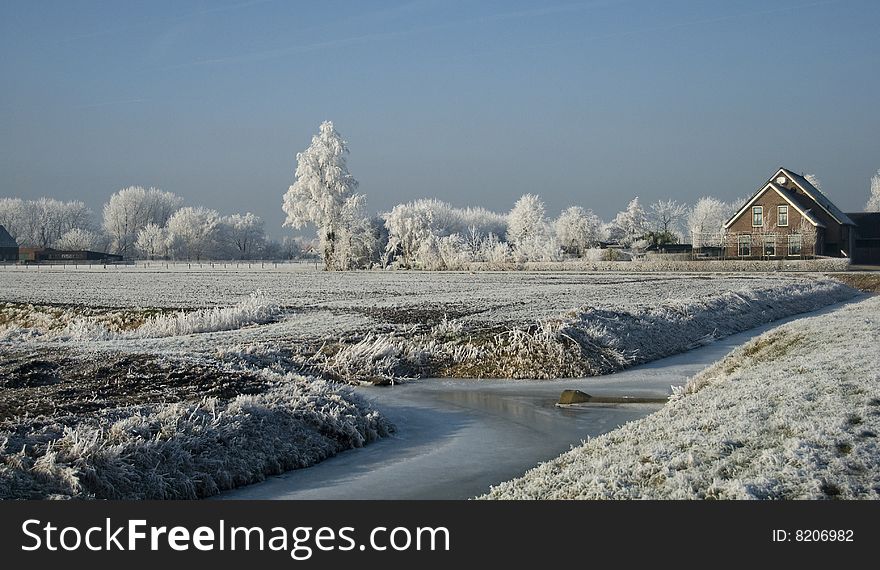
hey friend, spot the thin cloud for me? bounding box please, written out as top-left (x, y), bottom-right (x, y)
top-left (59, 0), bottom-right (278, 44)
top-left (173, 0), bottom-right (620, 68)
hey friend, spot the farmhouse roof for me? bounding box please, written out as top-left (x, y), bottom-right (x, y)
top-left (772, 185), bottom-right (825, 228)
top-left (777, 167), bottom-right (856, 226)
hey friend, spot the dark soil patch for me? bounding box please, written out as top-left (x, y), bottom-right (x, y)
top-left (830, 273), bottom-right (880, 293)
top-left (0, 348), bottom-right (273, 422)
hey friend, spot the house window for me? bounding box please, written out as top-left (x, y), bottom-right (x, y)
top-left (788, 234), bottom-right (802, 256)
top-left (764, 235), bottom-right (776, 257)
top-left (738, 235), bottom-right (751, 257)
top-left (777, 205), bottom-right (788, 226)
top-left (752, 206), bottom-right (763, 227)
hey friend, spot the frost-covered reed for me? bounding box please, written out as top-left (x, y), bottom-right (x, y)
top-left (0, 373), bottom-right (391, 499)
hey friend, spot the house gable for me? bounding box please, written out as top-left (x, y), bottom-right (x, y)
top-left (723, 182), bottom-right (823, 229)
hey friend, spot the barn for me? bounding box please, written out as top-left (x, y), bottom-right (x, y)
top-left (0, 224), bottom-right (18, 261)
top-left (848, 212), bottom-right (880, 265)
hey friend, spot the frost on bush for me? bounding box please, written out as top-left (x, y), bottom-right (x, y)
top-left (0, 374), bottom-right (392, 499)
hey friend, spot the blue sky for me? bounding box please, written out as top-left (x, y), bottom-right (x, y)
top-left (2, 0), bottom-right (878, 237)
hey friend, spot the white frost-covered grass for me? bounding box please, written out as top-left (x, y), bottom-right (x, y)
top-left (316, 279), bottom-right (857, 381)
top-left (481, 295), bottom-right (880, 499)
top-left (0, 372), bottom-right (391, 500)
top-left (0, 292), bottom-right (282, 341)
top-left (0, 269), bottom-right (859, 382)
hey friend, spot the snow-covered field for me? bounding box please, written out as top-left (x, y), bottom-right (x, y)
top-left (0, 267), bottom-right (864, 499)
top-left (481, 294), bottom-right (880, 500)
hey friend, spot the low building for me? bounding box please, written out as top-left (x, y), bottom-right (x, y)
top-left (848, 212), bottom-right (880, 265)
top-left (0, 225), bottom-right (19, 261)
top-left (722, 167), bottom-right (856, 259)
top-left (645, 243), bottom-right (692, 254)
top-left (18, 247), bottom-right (123, 263)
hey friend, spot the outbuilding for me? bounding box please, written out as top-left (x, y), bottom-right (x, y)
top-left (0, 224), bottom-right (18, 261)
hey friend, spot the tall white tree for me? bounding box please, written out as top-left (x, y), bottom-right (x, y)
top-left (102, 186), bottom-right (182, 256)
top-left (688, 197), bottom-right (733, 248)
top-left (282, 121), bottom-right (360, 270)
top-left (866, 169), bottom-right (880, 212)
top-left (507, 194), bottom-right (548, 246)
top-left (166, 206), bottom-right (220, 260)
top-left (554, 206), bottom-right (602, 255)
top-left (607, 197), bottom-right (647, 247)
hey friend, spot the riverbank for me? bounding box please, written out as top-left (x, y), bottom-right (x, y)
top-left (220, 300), bottom-right (860, 499)
top-left (481, 295), bottom-right (880, 499)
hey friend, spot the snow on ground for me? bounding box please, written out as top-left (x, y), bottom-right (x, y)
top-left (0, 266), bottom-right (857, 370)
top-left (0, 369), bottom-right (391, 499)
top-left (0, 267), bottom-right (864, 499)
top-left (480, 295), bottom-right (880, 500)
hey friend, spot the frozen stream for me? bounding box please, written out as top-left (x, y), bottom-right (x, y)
top-left (220, 302), bottom-right (851, 500)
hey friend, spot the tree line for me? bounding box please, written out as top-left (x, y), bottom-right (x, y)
top-left (0, 189), bottom-right (307, 261)
top-left (3, 121), bottom-right (879, 267)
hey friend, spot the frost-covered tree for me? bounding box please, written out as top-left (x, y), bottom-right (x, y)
top-left (866, 169), bottom-right (880, 212)
top-left (0, 198), bottom-right (25, 243)
top-left (136, 223), bottom-right (170, 260)
top-left (282, 121), bottom-right (361, 270)
top-left (332, 193), bottom-right (380, 269)
top-left (218, 212), bottom-right (266, 260)
top-left (384, 199), bottom-right (458, 268)
top-left (507, 194), bottom-right (548, 246)
top-left (554, 206), bottom-right (603, 255)
top-left (688, 197), bottom-right (733, 248)
top-left (103, 186), bottom-right (182, 256)
top-left (607, 197), bottom-right (647, 248)
top-left (278, 236), bottom-right (304, 260)
top-left (166, 206), bottom-right (220, 260)
top-left (383, 199), bottom-right (507, 268)
top-left (458, 207), bottom-right (508, 242)
top-left (479, 233), bottom-right (512, 267)
top-left (648, 199), bottom-right (688, 243)
top-left (53, 228), bottom-right (105, 251)
top-left (0, 198), bottom-right (94, 248)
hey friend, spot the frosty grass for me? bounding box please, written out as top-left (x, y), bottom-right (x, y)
top-left (0, 267), bottom-right (863, 498)
top-left (482, 294), bottom-right (879, 500)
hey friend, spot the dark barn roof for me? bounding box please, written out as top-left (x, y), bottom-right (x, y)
top-left (0, 224), bottom-right (18, 248)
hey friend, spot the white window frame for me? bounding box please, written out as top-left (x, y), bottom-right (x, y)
top-left (738, 235), bottom-right (751, 257)
top-left (752, 206), bottom-right (763, 227)
top-left (788, 234), bottom-right (802, 256)
top-left (777, 205), bottom-right (788, 227)
top-left (763, 234), bottom-right (776, 257)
